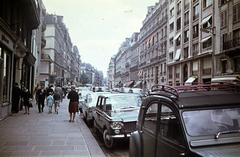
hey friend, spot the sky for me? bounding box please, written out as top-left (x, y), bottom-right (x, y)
top-left (42, 0), bottom-right (158, 77)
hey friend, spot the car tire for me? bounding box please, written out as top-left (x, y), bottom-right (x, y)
top-left (103, 129), bottom-right (114, 148)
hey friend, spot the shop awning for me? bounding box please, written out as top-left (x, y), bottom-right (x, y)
top-left (134, 81), bottom-right (142, 88)
top-left (124, 81), bottom-right (135, 87)
top-left (185, 76), bottom-right (198, 85)
top-left (201, 15), bottom-right (212, 25)
top-left (174, 49), bottom-right (181, 61)
top-left (201, 36), bottom-right (211, 43)
top-left (211, 76), bottom-right (240, 83)
top-left (174, 32), bottom-right (181, 40)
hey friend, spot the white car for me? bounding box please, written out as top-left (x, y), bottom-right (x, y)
top-left (82, 92), bottom-right (110, 125)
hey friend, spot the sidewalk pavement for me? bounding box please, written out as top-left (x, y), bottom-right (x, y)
top-left (0, 98), bottom-right (106, 157)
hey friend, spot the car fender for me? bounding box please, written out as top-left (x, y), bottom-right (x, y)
top-left (129, 131), bottom-right (142, 157)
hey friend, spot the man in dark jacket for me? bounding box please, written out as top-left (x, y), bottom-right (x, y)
top-left (36, 85), bottom-right (46, 113)
top-left (11, 83), bottom-right (21, 113)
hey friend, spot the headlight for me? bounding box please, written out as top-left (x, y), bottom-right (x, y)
top-left (110, 122), bottom-right (124, 130)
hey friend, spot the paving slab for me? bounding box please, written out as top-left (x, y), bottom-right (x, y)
top-left (0, 98), bottom-right (106, 157)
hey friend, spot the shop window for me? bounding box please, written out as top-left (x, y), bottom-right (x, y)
top-left (234, 58), bottom-right (240, 73)
top-left (221, 59), bottom-right (227, 73)
top-left (3, 50), bottom-right (11, 103)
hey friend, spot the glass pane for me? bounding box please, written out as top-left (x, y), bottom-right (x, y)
top-left (143, 103), bottom-right (158, 133)
top-left (183, 108), bottom-right (240, 136)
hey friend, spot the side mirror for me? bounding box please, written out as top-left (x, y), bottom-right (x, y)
top-left (105, 104), bottom-right (112, 111)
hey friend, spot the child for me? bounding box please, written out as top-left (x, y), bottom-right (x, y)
top-left (53, 92), bottom-right (61, 114)
top-left (47, 92), bottom-right (54, 113)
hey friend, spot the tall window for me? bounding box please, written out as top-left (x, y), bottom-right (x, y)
top-left (170, 8), bottom-right (174, 17)
top-left (233, 3), bottom-right (240, 23)
top-left (170, 22), bottom-right (174, 32)
top-left (202, 37), bottom-right (212, 50)
top-left (184, 30), bottom-right (189, 42)
top-left (177, 18), bottom-right (181, 31)
top-left (193, 4), bottom-right (199, 20)
top-left (203, 0), bottom-right (213, 8)
top-left (221, 10), bottom-right (227, 28)
top-left (184, 11), bottom-right (189, 26)
top-left (193, 24), bottom-right (199, 38)
top-left (177, 2), bottom-right (181, 15)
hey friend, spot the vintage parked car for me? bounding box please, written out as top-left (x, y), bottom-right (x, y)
top-left (93, 93), bottom-right (142, 148)
top-left (78, 87), bottom-right (91, 113)
top-left (130, 84), bottom-right (240, 157)
top-left (82, 92), bottom-right (110, 125)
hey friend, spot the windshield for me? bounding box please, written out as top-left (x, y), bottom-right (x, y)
top-left (183, 108), bottom-right (240, 136)
top-left (106, 95), bottom-right (141, 110)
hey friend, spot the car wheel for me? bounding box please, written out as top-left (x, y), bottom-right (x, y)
top-left (103, 129), bottom-right (114, 148)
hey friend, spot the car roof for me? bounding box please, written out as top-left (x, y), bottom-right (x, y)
top-left (148, 84), bottom-right (240, 109)
top-left (177, 90), bottom-right (240, 108)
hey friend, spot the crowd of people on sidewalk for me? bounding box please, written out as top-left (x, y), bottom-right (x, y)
top-left (11, 83), bottom-right (80, 122)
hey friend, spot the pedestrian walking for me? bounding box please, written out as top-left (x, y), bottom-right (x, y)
top-left (67, 85), bottom-right (79, 122)
top-left (11, 82), bottom-right (21, 113)
top-left (47, 92), bottom-right (54, 113)
top-left (46, 85), bottom-right (54, 96)
top-left (53, 92), bottom-right (61, 114)
top-left (36, 85), bottom-right (46, 113)
top-left (22, 87), bottom-right (32, 115)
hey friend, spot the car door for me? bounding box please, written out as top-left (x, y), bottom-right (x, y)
top-left (95, 96), bottom-right (105, 129)
top-left (141, 101), bottom-right (159, 157)
top-left (156, 103), bottom-right (186, 157)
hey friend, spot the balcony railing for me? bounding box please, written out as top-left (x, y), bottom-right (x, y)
top-left (223, 37), bottom-right (240, 50)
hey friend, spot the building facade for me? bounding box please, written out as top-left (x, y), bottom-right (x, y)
top-left (39, 14), bottom-right (81, 86)
top-left (215, 0), bottom-right (240, 81)
top-left (139, 0), bottom-right (168, 89)
top-left (167, 0), bottom-right (221, 85)
top-left (0, 0), bottom-right (40, 118)
top-left (107, 56), bottom-right (115, 89)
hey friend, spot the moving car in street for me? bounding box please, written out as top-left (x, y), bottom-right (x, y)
top-left (130, 84), bottom-right (240, 157)
top-left (93, 93), bottom-right (142, 148)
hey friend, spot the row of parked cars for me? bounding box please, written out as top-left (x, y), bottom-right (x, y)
top-left (78, 84), bottom-right (240, 157)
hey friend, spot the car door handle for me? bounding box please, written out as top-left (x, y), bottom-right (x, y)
top-left (179, 152), bottom-right (185, 156)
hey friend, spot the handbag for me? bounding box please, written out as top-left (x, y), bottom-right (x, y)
top-left (29, 98), bottom-right (33, 107)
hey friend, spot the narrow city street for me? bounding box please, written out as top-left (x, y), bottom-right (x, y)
top-left (0, 98), bottom-right (105, 157)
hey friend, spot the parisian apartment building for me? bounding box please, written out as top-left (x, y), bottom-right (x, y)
top-left (108, 0), bottom-right (240, 89)
top-left (39, 14), bottom-right (81, 87)
top-left (0, 0), bottom-right (82, 119)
